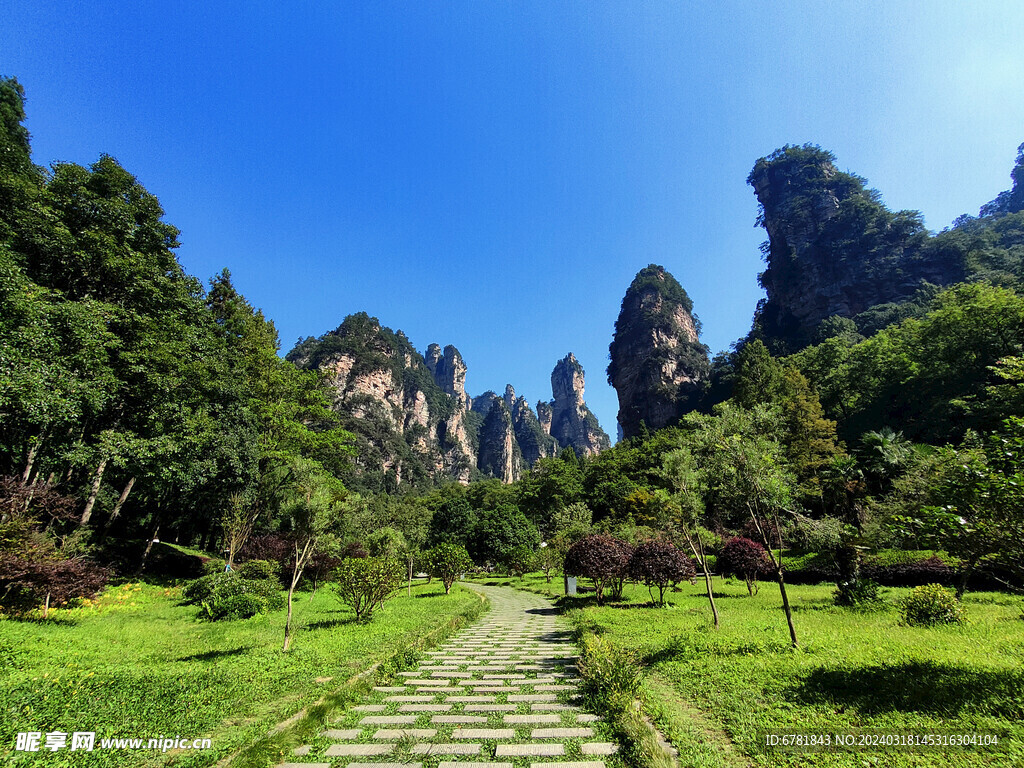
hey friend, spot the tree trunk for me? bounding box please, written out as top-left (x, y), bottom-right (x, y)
top-left (704, 569), bottom-right (720, 628)
top-left (101, 477), bottom-right (135, 540)
top-left (136, 520), bottom-right (161, 576)
top-left (955, 558), bottom-right (977, 600)
top-left (408, 555), bottom-right (413, 597)
top-left (687, 532), bottom-right (719, 629)
top-left (283, 539), bottom-right (313, 652)
top-left (775, 568), bottom-right (799, 648)
top-left (80, 457), bottom-right (109, 525)
top-left (21, 434), bottom-right (45, 485)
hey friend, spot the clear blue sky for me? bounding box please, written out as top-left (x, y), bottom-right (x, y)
top-left (3, 2), bottom-right (1023, 439)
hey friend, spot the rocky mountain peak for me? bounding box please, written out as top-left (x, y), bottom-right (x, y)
top-left (426, 343), bottom-right (469, 408)
top-left (608, 265), bottom-right (709, 439)
top-left (747, 144), bottom-right (962, 350)
top-left (546, 353), bottom-right (610, 456)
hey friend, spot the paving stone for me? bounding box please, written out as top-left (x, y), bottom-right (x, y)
top-left (291, 745), bottom-right (311, 755)
top-left (535, 684), bottom-right (576, 691)
top-left (325, 743), bottom-right (395, 756)
top-left (431, 670), bottom-right (472, 678)
top-left (348, 764), bottom-right (422, 768)
top-left (504, 714), bottom-right (561, 724)
top-left (451, 728), bottom-right (516, 739)
top-left (445, 695), bottom-right (495, 702)
top-left (496, 743), bottom-right (565, 757)
top-left (353, 704), bottom-right (387, 712)
top-left (576, 713), bottom-right (600, 723)
top-left (399, 704), bottom-right (452, 712)
top-left (385, 695), bottom-right (436, 702)
top-left (277, 763), bottom-right (328, 768)
top-left (482, 674), bottom-right (525, 679)
top-left (431, 715), bottom-right (489, 724)
top-left (469, 686), bottom-right (521, 693)
top-left (531, 703), bottom-right (575, 711)
top-left (374, 686), bottom-right (406, 692)
top-left (581, 743), bottom-right (619, 755)
top-left (406, 679), bottom-right (452, 686)
top-left (465, 703), bottom-right (518, 712)
top-left (373, 729), bottom-right (437, 739)
top-left (321, 729), bottom-right (361, 739)
top-left (531, 728), bottom-right (595, 738)
top-left (359, 716), bottom-right (417, 725)
top-left (411, 743), bottom-right (483, 754)
top-left (508, 694), bottom-right (557, 702)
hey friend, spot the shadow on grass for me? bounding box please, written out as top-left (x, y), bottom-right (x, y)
top-left (177, 646), bottom-right (252, 662)
top-left (645, 638), bottom-right (792, 665)
top-left (795, 661), bottom-right (1024, 717)
top-left (305, 617), bottom-right (359, 631)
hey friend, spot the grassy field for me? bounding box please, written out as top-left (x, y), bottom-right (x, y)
top-left (1, 578), bottom-right (482, 767)
top-left (470, 573), bottom-right (1024, 768)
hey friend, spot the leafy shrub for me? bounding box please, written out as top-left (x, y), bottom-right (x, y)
top-left (717, 537), bottom-right (772, 595)
top-left (424, 542), bottom-right (473, 594)
top-left (182, 571), bottom-right (284, 620)
top-left (833, 578), bottom-right (884, 609)
top-left (181, 573), bottom-right (219, 604)
top-left (500, 545), bottom-right (535, 579)
top-left (564, 534), bottom-right (633, 604)
top-left (901, 583), bottom-right (966, 626)
top-left (577, 634), bottom-right (642, 712)
top-left (628, 540), bottom-right (695, 605)
top-left (236, 559), bottom-right (280, 581)
top-left (208, 593), bottom-right (266, 620)
top-left (332, 556), bottom-right (403, 621)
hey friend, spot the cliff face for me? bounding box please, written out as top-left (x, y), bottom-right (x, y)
top-left (476, 397), bottom-right (522, 484)
top-left (287, 314), bottom-right (477, 490)
top-left (288, 314), bottom-right (610, 488)
top-left (543, 353), bottom-right (610, 456)
top-left (748, 144), bottom-right (963, 350)
top-left (608, 265), bottom-right (710, 439)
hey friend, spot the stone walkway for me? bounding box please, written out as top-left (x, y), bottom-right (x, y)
top-left (279, 583), bottom-right (620, 768)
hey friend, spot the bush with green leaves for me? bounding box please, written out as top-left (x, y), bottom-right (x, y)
top-left (901, 583), bottom-right (966, 626)
top-left (332, 556), bottom-right (403, 621)
top-left (500, 545), bottom-right (535, 579)
top-left (236, 559), bottom-right (281, 582)
top-left (425, 542), bottom-right (473, 594)
top-left (577, 633), bottom-right (642, 712)
top-left (833, 578), bottom-right (884, 609)
top-left (181, 571), bottom-right (285, 620)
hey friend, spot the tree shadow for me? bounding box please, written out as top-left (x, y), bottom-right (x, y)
top-left (305, 617), bottom-right (358, 631)
top-left (795, 661), bottom-right (1024, 717)
top-left (644, 638), bottom-right (791, 665)
top-left (177, 646), bottom-right (251, 662)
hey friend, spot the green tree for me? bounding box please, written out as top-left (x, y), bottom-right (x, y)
top-left (469, 504), bottom-right (540, 566)
top-left (682, 403), bottom-right (800, 646)
top-left (425, 542), bottom-right (473, 594)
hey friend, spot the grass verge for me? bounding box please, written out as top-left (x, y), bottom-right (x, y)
top-left (558, 578), bottom-right (1024, 768)
top-left (0, 579), bottom-right (484, 767)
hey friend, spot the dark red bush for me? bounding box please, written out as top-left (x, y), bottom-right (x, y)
top-left (718, 537), bottom-right (772, 595)
top-left (0, 552), bottom-right (110, 614)
top-left (564, 534), bottom-right (633, 604)
top-left (629, 540), bottom-right (696, 605)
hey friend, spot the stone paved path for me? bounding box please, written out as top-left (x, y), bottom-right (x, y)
top-left (279, 584), bottom-right (620, 768)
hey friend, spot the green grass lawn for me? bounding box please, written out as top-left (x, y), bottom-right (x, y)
top-left (471, 572), bottom-right (1024, 768)
top-left (0, 579), bottom-right (482, 767)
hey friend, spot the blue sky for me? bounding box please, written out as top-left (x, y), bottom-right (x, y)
top-left (3, 1), bottom-right (1024, 440)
